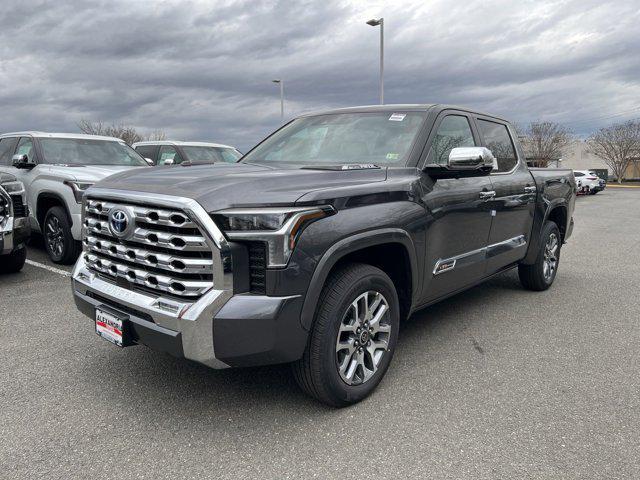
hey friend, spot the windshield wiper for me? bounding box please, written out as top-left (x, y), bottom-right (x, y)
top-left (301, 164), bottom-right (381, 171)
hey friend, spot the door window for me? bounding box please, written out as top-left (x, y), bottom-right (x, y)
top-left (0, 137), bottom-right (18, 165)
top-left (158, 146), bottom-right (182, 165)
top-left (15, 137), bottom-right (36, 162)
top-left (431, 115), bottom-right (476, 165)
top-left (134, 145), bottom-right (158, 163)
top-left (477, 120), bottom-right (517, 172)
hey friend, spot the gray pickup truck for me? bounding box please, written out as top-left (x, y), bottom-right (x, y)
top-left (0, 173), bottom-right (30, 273)
top-left (72, 104), bottom-right (576, 406)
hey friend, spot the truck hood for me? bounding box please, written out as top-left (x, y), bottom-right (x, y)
top-left (44, 164), bottom-right (147, 183)
top-left (93, 162), bottom-right (389, 211)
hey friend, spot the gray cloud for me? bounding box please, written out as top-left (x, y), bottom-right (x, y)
top-left (0, 0), bottom-right (639, 150)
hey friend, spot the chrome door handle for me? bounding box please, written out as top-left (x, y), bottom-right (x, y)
top-left (479, 190), bottom-right (496, 200)
top-left (524, 186), bottom-right (537, 193)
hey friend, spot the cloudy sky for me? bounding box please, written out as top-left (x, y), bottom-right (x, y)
top-left (1, 0), bottom-right (639, 150)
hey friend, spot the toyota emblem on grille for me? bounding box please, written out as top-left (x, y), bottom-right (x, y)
top-left (108, 208), bottom-right (132, 238)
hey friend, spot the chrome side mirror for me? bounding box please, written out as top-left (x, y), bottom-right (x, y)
top-left (144, 157), bottom-right (154, 166)
top-left (12, 154), bottom-right (35, 170)
top-left (448, 147), bottom-right (497, 171)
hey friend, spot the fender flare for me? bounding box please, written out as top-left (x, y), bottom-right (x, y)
top-left (36, 191), bottom-right (72, 227)
top-left (300, 228), bottom-right (419, 331)
top-left (522, 198), bottom-right (568, 265)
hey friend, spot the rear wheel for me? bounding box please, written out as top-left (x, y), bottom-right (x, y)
top-left (43, 206), bottom-right (80, 265)
top-left (292, 263), bottom-right (400, 407)
top-left (0, 247), bottom-right (27, 273)
top-left (518, 221), bottom-right (561, 291)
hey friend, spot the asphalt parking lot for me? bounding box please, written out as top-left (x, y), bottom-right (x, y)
top-left (1, 188), bottom-right (639, 479)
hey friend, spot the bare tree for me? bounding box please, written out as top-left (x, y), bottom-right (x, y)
top-left (587, 120), bottom-right (640, 183)
top-left (77, 119), bottom-right (166, 145)
top-left (520, 121), bottom-right (572, 168)
top-left (147, 129), bottom-right (167, 141)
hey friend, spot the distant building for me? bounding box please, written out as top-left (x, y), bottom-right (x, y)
top-left (525, 140), bottom-right (640, 180)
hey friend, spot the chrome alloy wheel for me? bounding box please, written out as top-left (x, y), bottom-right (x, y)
top-left (46, 215), bottom-right (65, 258)
top-left (543, 232), bottom-right (559, 281)
top-left (335, 291), bottom-right (391, 386)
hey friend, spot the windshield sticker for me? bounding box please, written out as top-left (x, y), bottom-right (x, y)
top-left (386, 153), bottom-right (399, 160)
top-left (389, 113), bottom-right (406, 121)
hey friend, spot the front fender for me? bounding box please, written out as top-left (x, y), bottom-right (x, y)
top-left (299, 227), bottom-right (419, 331)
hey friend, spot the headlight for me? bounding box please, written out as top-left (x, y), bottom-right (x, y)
top-left (0, 179), bottom-right (25, 195)
top-left (64, 181), bottom-right (94, 203)
top-left (213, 206), bottom-right (335, 267)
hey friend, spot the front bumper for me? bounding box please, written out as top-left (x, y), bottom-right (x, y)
top-left (72, 256), bottom-right (308, 368)
top-left (1, 216), bottom-right (30, 255)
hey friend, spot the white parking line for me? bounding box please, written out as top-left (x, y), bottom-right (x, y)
top-left (25, 259), bottom-right (72, 277)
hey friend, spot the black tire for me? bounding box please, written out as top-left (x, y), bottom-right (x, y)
top-left (43, 206), bottom-right (80, 265)
top-left (0, 246), bottom-right (27, 273)
top-left (518, 221), bottom-right (561, 291)
top-left (292, 263), bottom-right (400, 407)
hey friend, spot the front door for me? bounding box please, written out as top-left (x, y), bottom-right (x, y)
top-left (419, 113), bottom-right (495, 303)
top-left (474, 118), bottom-right (535, 274)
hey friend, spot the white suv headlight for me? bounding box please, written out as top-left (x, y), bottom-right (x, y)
top-left (64, 181), bottom-right (94, 203)
top-left (213, 206), bottom-right (335, 267)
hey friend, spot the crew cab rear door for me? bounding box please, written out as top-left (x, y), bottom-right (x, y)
top-left (419, 111), bottom-right (495, 303)
top-left (474, 117), bottom-right (535, 274)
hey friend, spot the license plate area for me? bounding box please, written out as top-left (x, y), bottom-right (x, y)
top-left (95, 306), bottom-right (131, 347)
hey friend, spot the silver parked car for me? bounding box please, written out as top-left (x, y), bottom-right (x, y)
top-left (132, 141), bottom-right (242, 166)
top-left (0, 132), bottom-right (149, 264)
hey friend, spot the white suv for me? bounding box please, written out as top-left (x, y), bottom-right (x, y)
top-left (573, 170), bottom-right (604, 195)
top-left (132, 141), bottom-right (242, 166)
top-left (0, 132), bottom-right (149, 264)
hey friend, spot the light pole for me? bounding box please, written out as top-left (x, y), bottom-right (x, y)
top-left (366, 17), bottom-right (384, 104)
top-left (272, 79), bottom-right (284, 121)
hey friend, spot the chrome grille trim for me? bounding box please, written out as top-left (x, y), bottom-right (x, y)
top-left (86, 201), bottom-right (195, 228)
top-left (84, 236), bottom-right (213, 274)
top-left (85, 253), bottom-right (212, 297)
top-left (85, 218), bottom-right (208, 251)
top-left (83, 196), bottom-right (218, 299)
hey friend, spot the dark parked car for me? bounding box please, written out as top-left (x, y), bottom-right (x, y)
top-left (72, 104), bottom-right (576, 406)
top-left (0, 173), bottom-right (30, 273)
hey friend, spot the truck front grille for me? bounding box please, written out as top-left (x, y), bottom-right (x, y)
top-left (11, 195), bottom-right (27, 218)
top-left (83, 198), bottom-right (214, 299)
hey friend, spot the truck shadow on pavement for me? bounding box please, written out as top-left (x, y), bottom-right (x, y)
top-left (76, 269), bottom-right (523, 418)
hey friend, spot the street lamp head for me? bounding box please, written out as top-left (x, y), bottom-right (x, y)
top-left (272, 79), bottom-right (281, 84)
top-left (366, 18), bottom-right (382, 26)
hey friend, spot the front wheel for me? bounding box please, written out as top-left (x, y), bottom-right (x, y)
top-left (43, 206), bottom-right (80, 264)
top-left (292, 263), bottom-right (400, 407)
top-left (518, 221), bottom-right (561, 291)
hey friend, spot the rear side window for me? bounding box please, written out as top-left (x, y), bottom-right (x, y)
top-left (573, 171), bottom-right (584, 177)
top-left (158, 145), bottom-right (183, 165)
top-left (0, 137), bottom-right (18, 165)
top-left (477, 120), bottom-right (517, 172)
top-left (431, 115), bottom-right (476, 164)
top-left (135, 145), bottom-right (158, 163)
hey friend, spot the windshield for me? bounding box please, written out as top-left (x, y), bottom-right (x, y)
top-left (181, 146), bottom-right (242, 164)
top-left (40, 138), bottom-right (148, 166)
top-left (241, 112), bottom-right (427, 167)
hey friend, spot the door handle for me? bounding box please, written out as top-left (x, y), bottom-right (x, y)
top-left (524, 186), bottom-right (537, 193)
top-left (479, 190), bottom-right (496, 200)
